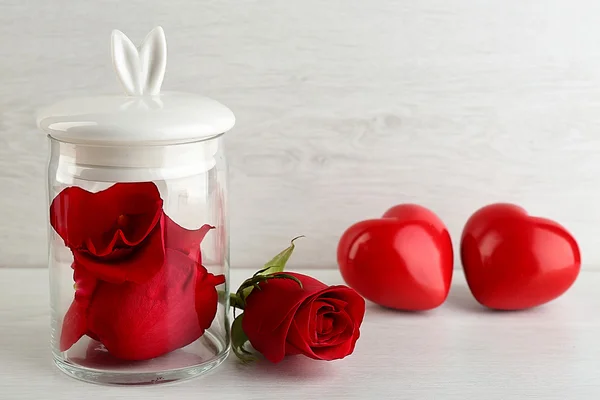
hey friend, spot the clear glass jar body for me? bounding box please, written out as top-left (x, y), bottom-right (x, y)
top-left (47, 136), bottom-right (229, 385)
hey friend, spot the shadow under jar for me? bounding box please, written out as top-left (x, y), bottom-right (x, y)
top-left (36, 27), bottom-right (235, 385)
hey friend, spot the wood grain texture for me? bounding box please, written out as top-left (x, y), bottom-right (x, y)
top-left (2, 267), bottom-right (600, 399)
top-left (2, 1), bottom-right (600, 268)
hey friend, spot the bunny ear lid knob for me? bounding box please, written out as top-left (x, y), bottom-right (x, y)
top-left (111, 26), bottom-right (167, 96)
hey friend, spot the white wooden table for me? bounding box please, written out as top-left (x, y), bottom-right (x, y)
top-left (2, 268), bottom-right (599, 399)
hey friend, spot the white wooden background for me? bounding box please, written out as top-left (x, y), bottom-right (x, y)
top-left (1, 0), bottom-right (600, 269)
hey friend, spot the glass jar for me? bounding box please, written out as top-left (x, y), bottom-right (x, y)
top-left (37, 26), bottom-right (235, 385)
top-left (46, 137), bottom-right (229, 385)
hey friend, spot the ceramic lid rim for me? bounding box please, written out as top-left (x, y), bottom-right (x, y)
top-left (36, 91), bottom-right (236, 146)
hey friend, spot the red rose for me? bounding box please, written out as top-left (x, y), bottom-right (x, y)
top-left (54, 181), bottom-right (224, 360)
top-left (50, 182), bottom-right (164, 284)
top-left (242, 272), bottom-right (365, 363)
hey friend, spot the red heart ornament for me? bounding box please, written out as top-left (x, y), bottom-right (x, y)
top-left (460, 203), bottom-right (581, 310)
top-left (337, 204), bottom-right (453, 311)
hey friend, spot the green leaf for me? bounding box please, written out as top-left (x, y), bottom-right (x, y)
top-left (231, 313), bottom-right (257, 363)
top-left (242, 236), bottom-right (304, 299)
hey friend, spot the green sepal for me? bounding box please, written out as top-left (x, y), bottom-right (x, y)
top-left (241, 236), bottom-right (304, 299)
top-left (230, 293), bottom-right (244, 309)
top-left (236, 272), bottom-right (303, 307)
top-left (231, 313), bottom-right (257, 363)
top-left (258, 235), bottom-right (304, 276)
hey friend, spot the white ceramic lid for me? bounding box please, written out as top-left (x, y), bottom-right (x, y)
top-left (36, 26), bottom-right (235, 146)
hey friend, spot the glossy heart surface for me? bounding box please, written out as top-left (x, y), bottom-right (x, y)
top-left (337, 204), bottom-right (453, 311)
top-left (460, 203), bottom-right (581, 310)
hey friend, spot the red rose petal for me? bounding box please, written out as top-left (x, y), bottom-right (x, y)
top-left (311, 333), bottom-right (354, 360)
top-left (317, 311), bottom-right (348, 343)
top-left (164, 214), bottom-right (214, 263)
top-left (59, 266), bottom-right (98, 352)
top-left (194, 272), bottom-right (224, 331)
top-left (50, 183), bottom-right (163, 254)
top-left (84, 206), bottom-right (163, 256)
top-left (72, 265), bottom-right (98, 304)
top-left (85, 183), bottom-right (163, 253)
top-left (309, 301), bottom-right (334, 342)
top-left (284, 299), bottom-right (347, 360)
top-left (321, 287), bottom-right (366, 330)
top-left (59, 300), bottom-right (88, 352)
top-left (284, 319), bottom-right (318, 359)
top-left (284, 341), bottom-right (303, 356)
top-left (50, 186), bottom-right (91, 250)
top-left (317, 309), bottom-right (334, 336)
top-left (74, 225), bottom-right (165, 284)
top-left (287, 308), bottom-right (354, 360)
top-left (312, 303), bottom-right (334, 341)
top-left (86, 249), bottom-right (222, 361)
top-left (319, 312), bottom-right (353, 346)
